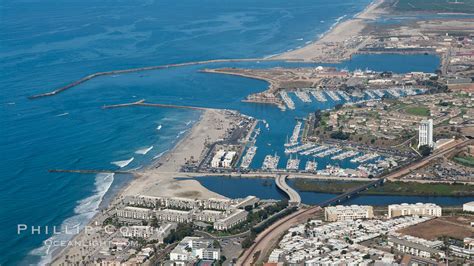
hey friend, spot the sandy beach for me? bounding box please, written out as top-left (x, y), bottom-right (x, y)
top-left (49, 109), bottom-right (233, 265)
top-left (273, 0), bottom-right (386, 62)
top-left (120, 108), bottom-right (232, 200)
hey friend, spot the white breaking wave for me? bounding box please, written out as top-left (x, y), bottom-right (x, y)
top-left (135, 146), bottom-right (153, 155)
top-left (111, 157), bottom-right (134, 168)
top-left (156, 124), bottom-right (162, 130)
top-left (318, 14), bottom-right (347, 39)
top-left (153, 149), bottom-right (169, 159)
top-left (176, 130), bottom-right (188, 139)
top-left (31, 173), bottom-right (114, 265)
top-left (335, 14), bottom-right (347, 23)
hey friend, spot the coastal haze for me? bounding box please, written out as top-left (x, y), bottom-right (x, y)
top-left (2, 0), bottom-right (474, 265)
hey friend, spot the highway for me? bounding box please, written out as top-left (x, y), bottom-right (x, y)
top-left (237, 206), bottom-right (321, 265)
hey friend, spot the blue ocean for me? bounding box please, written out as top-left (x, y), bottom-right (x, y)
top-left (0, 0), bottom-right (466, 265)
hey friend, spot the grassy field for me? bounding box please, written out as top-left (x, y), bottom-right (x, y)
top-left (293, 179), bottom-right (474, 196)
top-left (453, 155), bottom-right (474, 167)
top-left (395, 0), bottom-right (474, 13)
top-left (405, 106), bottom-right (430, 116)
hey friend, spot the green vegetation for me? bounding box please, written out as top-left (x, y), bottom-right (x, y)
top-left (293, 179), bottom-right (474, 197)
top-left (164, 223), bottom-right (194, 244)
top-left (419, 144), bottom-right (432, 156)
top-left (330, 131), bottom-right (350, 140)
top-left (395, 0), bottom-right (474, 13)
top-left (453, 155), bottom-right (474, 167)
top-left (405, 106), bottom-right (430, 117)
top-left (241, 202), bottom-right (297, 249)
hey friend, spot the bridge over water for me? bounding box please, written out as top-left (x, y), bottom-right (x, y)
top-left (275, 175), bottom-right (301, 206)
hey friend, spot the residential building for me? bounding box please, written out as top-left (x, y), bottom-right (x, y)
top-left (463, 201), bottom-right (474, 213)
top-left (194, 210), bottom-right (224, 223)
top-left (116, 206), bottom-right (154, 223)
top-left (388, 203), bottom-right (442, 218)
top-left (170, 237), bottom-right (220, 263)
top-left (388, 235), bottom-right (445, 259)
top-left (418, 119), bottom-right (434, 148)
top-left (211, 149), bottom-right (226, 168)
top-left (156, 209), bottom-right (192, 223)
top-left (213, 209), bottom-right (248, 230)
top-left (324, 205), bottom-right (374, 222)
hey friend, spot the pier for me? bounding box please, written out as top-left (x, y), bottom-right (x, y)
top-left (275, 175), bottom-right (301, 206)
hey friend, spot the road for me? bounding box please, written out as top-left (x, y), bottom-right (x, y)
top-left (237, 206), bottom-right (321, 265)
top-left (385, 138), bottom-right (473, 181)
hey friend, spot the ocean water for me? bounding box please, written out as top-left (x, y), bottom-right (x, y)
top-left (0, 0), bottom-right (448, 264)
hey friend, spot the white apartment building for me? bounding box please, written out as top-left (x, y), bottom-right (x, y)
top-left (388, 235), bottom-right (445, 259)
top-left (170, 237), bottom-right (220, 263)
top-left (156, 209), bottom-right (193, 223)
top-left (324, 205), bottom-right (374, 222)
top-left (211, 149), bottom-right (226, 168)
top-left (463, 201), bottom-right (474, 213)
top-left (194, 210), bottom-right (224, 223)
top-left (418, 119), bottom-right (434, 148)
top-left (221, 151), bottom-right (236, 168)
top-left (116, 206), bottom-right (154, 221)
top-left (213, 209), bottom-right (248, 231)
top-left (388, 203), bottom-right (442, 218)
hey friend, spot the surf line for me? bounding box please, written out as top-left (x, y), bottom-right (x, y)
top-left (28, 58), bottom-right (302, 100)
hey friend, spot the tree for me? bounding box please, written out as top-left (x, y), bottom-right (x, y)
top-left (418, 145), bottom-right (432, 157)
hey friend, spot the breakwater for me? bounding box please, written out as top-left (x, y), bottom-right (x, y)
top-left (101, 99), bottom-right (212, 111)
top-left (28, 58), bottom-right (300, 99)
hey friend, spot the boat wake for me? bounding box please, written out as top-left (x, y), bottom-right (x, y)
top-left (111, 157), bottom-right (134, 168)
top-left (135, 146), bottom-right (153, 155)
top-left (31, 173), bottom-right (114, 265)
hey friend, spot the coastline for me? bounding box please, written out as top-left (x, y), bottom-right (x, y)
top-left (48, 109), bottom-right (231, 265)
top-left (272, 0), bottom-right (386, 62)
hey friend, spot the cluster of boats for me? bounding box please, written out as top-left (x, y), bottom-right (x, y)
top-left (325, 90), bottom-right (341, 101)
top-left (286, 156), bottom-right (300, 170)
top-left (294, 91), bottom-right (312, 103)
top-left (285, 121), bottom-right (302, 147)
top-left (304, 159), bottom-right (318, 172)
top-left (279, 91), bottom-right (295, 110)
top-left (240, 146), bottom-right (257, 169)
top-left (262, 153), bottom-right (280, 170)
top-left (350, 153), bottom-right (380, 163)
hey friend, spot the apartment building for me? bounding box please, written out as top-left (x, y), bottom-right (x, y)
top-left (324, 205), bottom-right (374, 222)
top-left (388, 203), bottom-right (442, 218)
